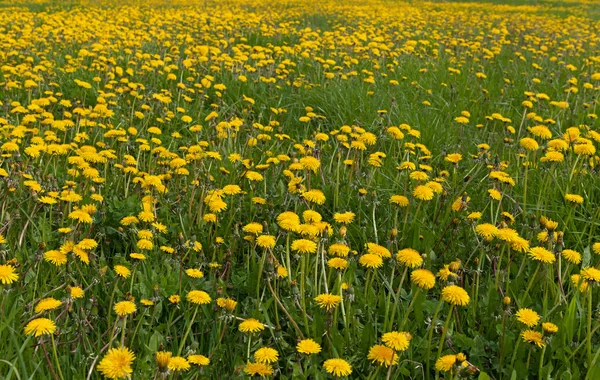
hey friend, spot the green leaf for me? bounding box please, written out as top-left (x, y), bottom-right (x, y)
top-left (148, 331), bottom-right (162, 352)
top-left (582, 246), bottom-right (592, 268)
top-left (478, 372), bottom-right (491, 380)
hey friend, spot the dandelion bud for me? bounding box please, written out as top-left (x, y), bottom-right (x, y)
top-left (503, 296), bottom-right (511, 306)
top-left (339, 226), bottom-right (347, 237)
top-left (390, 228), bottom-right (398, 238)
top-left (156, 351), bottom-right (172, 372)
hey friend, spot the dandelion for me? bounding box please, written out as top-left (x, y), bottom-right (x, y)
top-left (368, 345), bottom-right (398, 367)
top-left (528, 247), bottom-right (556, 264)
top-left (114, 301), bottom-right (136, 317)
top-left (291, 239), bottom-right (317, 254)
top-left (413, 185), bottom-right (434, 201)
top-left (188, 354), bottom-right (210, 366)
top-left (323, 358), bottom-right (352, 377)
top-left (441, 285), bottom-right (470, 306)
top-left (254, 347), bottom-right (278, 364)
top-left (97, 347), bottom-right (135, 379)
top-left (396, 248), bottom-right (423, 268)
top-left (328, 257), bottom-right (349, 270)
top-left (444, 153), bottom-right (462, 164)
top-left (562, 249), bottom-right (581, 265)
top-left (333, 212), bottom-right (355, 224)
top-left (24, 318), bottom-right (56, 337)
top-left (382, 331), bottom-right (411, 351)
top-left (475, 223), bottom-right (498, 240)
top-left (542, 322), bottom-right (559, 334)
top-left (314, 294), bottom-right (342, 310)
top-left (0, 264), bottom-right (18, 284)
top-left (328, 243), bottom-right (350, 257)
top-left (390, 195), bottom-right (409, 206)
top-left (156, 351), bottom-right (171, 371)
top-left (581, 267), bottom-right (600, 282)
top-left (521, 330), bottom-right (545, 348)
top-left (302, 189), bottom-right (326, 205)
top-left (411, 269), bottom-right (436, 290)
top-left (35, 298), bottom-right (62, 313)
top-left (186, 290), bottom-right (211, 305)
top-left (435, 354), bottom-right (457, 372)
top-left (565, 193), bottom-right (584, 204)
top-left (297, 339), bottom-right (322, 355)
top-left (70, 286), bottom-right (84, 299)
top-left (239, 318), bottom-right (265, 334)
top-left (359, 253), bottom-right (383, 268)
top-left (114, 265), bottom-right (131, 278)
top-left (216, 297), bottom-right (237, 311)
top-left (256, 235), bottom-right (276, 249)
top-left (244, 362), bottom-right (273, 376)
top-left (168, 356), bottom-right (190, 371)
top-left (516, 308), bottom-right (541, 327)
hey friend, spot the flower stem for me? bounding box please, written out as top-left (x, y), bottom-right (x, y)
top-left (425, 300), bottom-right (443, 379)
top-left (51, 334), bottom-right (65, 380)
top-left (434, 305), bottom-right (454, 378)
top-left (178, 305), bottom-right (199, 356)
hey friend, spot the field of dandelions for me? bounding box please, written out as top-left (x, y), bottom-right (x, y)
top-left (1, 0), bottom-right (600, 378)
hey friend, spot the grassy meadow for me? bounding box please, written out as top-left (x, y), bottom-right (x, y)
top-left (1, 0), bottom-right (600, 378)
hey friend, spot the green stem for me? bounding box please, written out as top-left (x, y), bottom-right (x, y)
top-left (400, 288), bottom-right (421, 329)
top-left (387, 267), bottom-right (408, 332)
top-left (178, 305), bottom-right (199, 356)
top-left (588, 288), bottom-right (594, 368)
top-left (435, 305), bottom-right (454, 379)
top-left (425, 300), bottom-right (443, 380)
top-left (520, 263), bottom-right (540, 307)
top-left (51, 334), bottom-right (65, 380)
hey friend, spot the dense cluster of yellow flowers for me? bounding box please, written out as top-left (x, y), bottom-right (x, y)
top-left (1, 0), bottom-right (600, 378)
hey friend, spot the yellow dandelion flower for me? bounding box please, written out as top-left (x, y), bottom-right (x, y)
top-left (314, 294), bottom-right (342, 310)
top-left (516, 308), bottom-right (541, 327)
top-left (0, 264), bottom-right (18, 284)
top-left (396, 248), bottom-right (423, 268)
top-left (256, 235), bottom-right (276, 249)
top-left (528, 247), bottom-right (555, 264)
top-left (323, 358), bottom-right (352, 377)
top-left (359, 253), bottom-right (383, 268)
top-left (581, 267), bottom-right (600, 282)
top-left (368, 345), bottom-right (398, 367)
top-left (254, 347), bottom-right (278, 364)
top-left (35, 298), bottom-right (62, 313)
top-left (521, 330), bottom-right (545, 348)
top-left (188, 354), bottom-right (210, 366)
top-left (186, 290), bottom-right (211, 305)
top-left (441, 285), bottom-right (470, 306)
top-left (114, 301), bottom-right (136, 317)
top-left (24, 318), bottom-right (56, 337)
top-left (435, 354), bottom-right (457, 372)
top-left (239, 318), bottom-right (265, 334)
top-left (562, 249), bottom-right (581, 265)
top-left (244, 362), bottom-right (273, 376)
top-left (297, 339), bottom-right (322, 355)
top-left (413, 185), bottom-right (434, 201)
top-left (382, 331), bottom-right (412, 351)
top-left (411, 269), bottom-right (436, 290)
top-left (216, 297), bottom-right (237, 311)
top-left (97, 347), bottom-right (135, 379)
top-left (114, 265), bottom-right (131, 279)
top-left (291, 239), bottom-right (317, 254)
top-left (168, 356), bottom-right (190, 371)
top-left (542, 322), bottom-right (559, 334)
